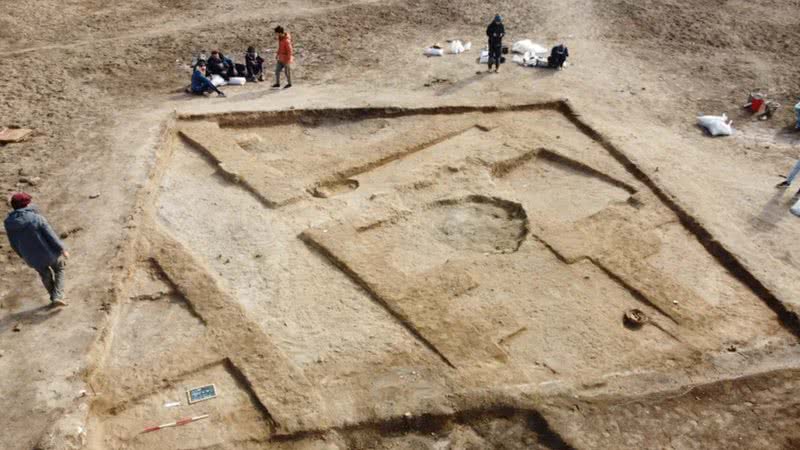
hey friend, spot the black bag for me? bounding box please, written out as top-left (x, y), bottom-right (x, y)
top-left (501, 46), bottom-right (509, 54)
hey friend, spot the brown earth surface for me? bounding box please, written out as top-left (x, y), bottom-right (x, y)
top-left (1, 1), bottom-right (799, 449)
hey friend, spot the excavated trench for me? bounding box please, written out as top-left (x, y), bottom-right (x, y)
top-left (87, 101), bottom-right (800, 449)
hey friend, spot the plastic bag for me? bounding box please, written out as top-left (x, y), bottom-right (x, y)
top-left (210, 74), bottom-right (227, 87)
top-left (512, 40), bottom-right (549, 57)
top-left (424, 47), bottom-right (444, 57)
top-left (464, 41), bottom-right (472, 51)
top-left (479, 50), bottom-right (489, 64)
top-left (228, 77), bottom-right (246, 85)
top-left (697, 114), bottom-right (733, 136)
top-left (449, 40), bottom-right (465, 54)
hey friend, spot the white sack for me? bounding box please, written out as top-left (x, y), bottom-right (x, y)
top-left (424, 47), bottom-right (444, 57)
top-left (210, 74), bottom-right (227, 87)
top-left (512, 40), bottom-right (549, 57)
top-left (449, 40), bottom-right (465, 54)
top-left (697, 114), bottom-right (733, 136)
top-left (228, 77), bottom-right (247, 85)
top-left (479, 50), bottom-right (489, 64)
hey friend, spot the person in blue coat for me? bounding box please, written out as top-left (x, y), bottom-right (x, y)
top-left (190, 61), bottom-right (225, 97)
top-left (4, 193), bottom-right (70, 307)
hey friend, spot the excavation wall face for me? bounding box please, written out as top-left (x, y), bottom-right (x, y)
top-left (90, 104), bottom-right (796, 449)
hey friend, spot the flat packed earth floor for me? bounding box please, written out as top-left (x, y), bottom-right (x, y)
top-left (1, 0), bottom-right (799, 449)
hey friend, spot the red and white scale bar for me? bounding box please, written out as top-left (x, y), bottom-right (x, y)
top-left (142, 414), bottom-right (209, 433)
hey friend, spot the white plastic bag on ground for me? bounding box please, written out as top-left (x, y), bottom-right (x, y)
top-left (449, 40), bottom-right (465, 54)
top-left (228, 77), bottom-right (246, 85)
top-left (697, 114), bottom-right (733, 136)
top-left (513, 50), bottom-right (548, 67)
top-left (791, 198), bottom-right (800, 217)
top-left (210, 74), bottom-right (227, 87)
top-left (512, 39), bottom-right (549, 57)
top-left (424, 47), bottom-right (444, 57)
top-left (464, 41), bottom-right (472, 51)
top-left (479, 50), bottom-right (489, 64)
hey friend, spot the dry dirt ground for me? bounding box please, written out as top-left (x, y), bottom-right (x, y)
top-left (1, 1), bottom-right (800, 449)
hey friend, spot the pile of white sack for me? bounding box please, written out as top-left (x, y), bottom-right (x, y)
top-left (449, 40), bottom-right (472, 54)
top-left (510, 39), bottom-right (551, 67)
top-left (424, 40), bottom-right (472, 57)
top-left (697, 114), bottom-right (734, 136)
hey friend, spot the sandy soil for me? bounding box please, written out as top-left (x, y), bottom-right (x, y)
top-left (1, 0), bottom-right (799, 449)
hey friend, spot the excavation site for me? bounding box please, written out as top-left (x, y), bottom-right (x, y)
top-left (85, 103), bottom-right (799, 449)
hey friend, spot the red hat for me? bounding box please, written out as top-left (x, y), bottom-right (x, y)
top-left (10, 192), bottom-right (32, 209)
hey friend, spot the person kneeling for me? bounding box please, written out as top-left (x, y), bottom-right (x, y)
top-left (190, 62), bottom-right (225, 97)
top-left (548, 44), bottom-right (569, 69)
top-left (245, 46), bottom-right (265, 82)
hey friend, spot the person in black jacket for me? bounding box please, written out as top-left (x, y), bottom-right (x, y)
top-left (244, 46), bottom-right (265, 82)
top-left (486, 14), bottom-right (505, 72)
top-left (548, 44), bottom-right (569, 69)
top-left (207, 50), bottom-right (235, 80)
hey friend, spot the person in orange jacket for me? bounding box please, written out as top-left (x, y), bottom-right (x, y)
top-left (272, 26), bottom-right (293, 89)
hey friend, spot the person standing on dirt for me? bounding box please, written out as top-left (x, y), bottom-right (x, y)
top-left (272, 26), bottom-right (293, 89)
top-left (4, 193), bottom-right (69, 307)
top-left (486, 14), bottom-right (505, 72)
top-left (245, 46), bottom-right (265, 82)
top-left (190, 61), bottom-right (225, 97)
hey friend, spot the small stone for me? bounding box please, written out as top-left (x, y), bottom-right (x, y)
top-left (403, 412), bottom-right (412, 419)
top-left (12, 323), bottom-right (21, 332)
top-left (89, 193), bottom-right (100, 199)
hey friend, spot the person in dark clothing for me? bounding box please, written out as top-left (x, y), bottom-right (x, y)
top-left (207, 50), bottom-right (235, 79)
top-left (4, 193), bottom-right (69, 307)
top-left (245, 46), bottom-right (265, 82)
top-left (190, 62), bottom-right (225, 96)
top-left (486, 14), bottom-right (505, 72)
top-left (548, 44), bottom-right (569, 69)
